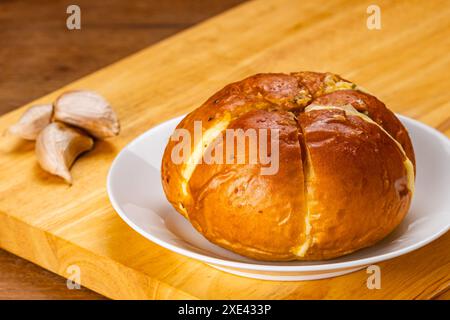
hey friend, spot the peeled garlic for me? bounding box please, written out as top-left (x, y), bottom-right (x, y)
top-left (54, 90), bottom-right (120, 139)
top-left (35, 122), bottom-right (94, 184)
top-left (9, 104), bottom-right (53, 140)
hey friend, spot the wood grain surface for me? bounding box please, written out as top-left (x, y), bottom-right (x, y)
top-left (0, 248), bottom-right (105, 299)
top-left (0, 0), bottom-right (449, 299)
top-left (0, 0), bottom-right (244, 115)
top-left (0, 0), bottom-right (245, 300)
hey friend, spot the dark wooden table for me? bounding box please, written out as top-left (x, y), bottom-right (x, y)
top-left (0, 0), bottom-right (245, 300)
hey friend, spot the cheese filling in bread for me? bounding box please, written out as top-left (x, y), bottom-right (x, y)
top-left (180, 116), bottom-right (231, 198)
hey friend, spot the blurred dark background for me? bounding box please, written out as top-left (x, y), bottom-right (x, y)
top-left (0, 0), bottom-right (245, 115)
top-left (0, 0), bottom-right (245, 299)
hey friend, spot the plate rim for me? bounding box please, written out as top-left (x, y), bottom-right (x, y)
top-left (107, 114), bottom-right (450, 272)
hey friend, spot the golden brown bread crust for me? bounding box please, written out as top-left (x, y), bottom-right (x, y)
top-left (311, 90), bottom-right (415, 170)
top-left (161, 72), bottom-right (415, 261)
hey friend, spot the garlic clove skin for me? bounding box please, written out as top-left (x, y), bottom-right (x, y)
top-left (9, 104), bottom-right (53, 140)
top-left (54, 90), bottom-right (120, 139)
top-left (35, 122), bottom-right (94, 184)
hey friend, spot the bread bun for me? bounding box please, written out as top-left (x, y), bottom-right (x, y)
top-left (161, 72), bottom-right (415, 261)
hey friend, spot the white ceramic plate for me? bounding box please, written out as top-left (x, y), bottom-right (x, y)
top-left (107, 115), bottom-right (450, 281)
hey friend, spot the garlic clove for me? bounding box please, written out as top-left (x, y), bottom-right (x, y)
top-left (54, 90), bottom-right (120, 139)
top-left (35, 122), bottom-right (94, 184)
top-left (9, 104), bottom-right (53, 140)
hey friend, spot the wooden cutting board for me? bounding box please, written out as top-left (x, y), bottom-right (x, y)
top-left (0, 0), bottom-right (449, 299)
